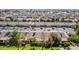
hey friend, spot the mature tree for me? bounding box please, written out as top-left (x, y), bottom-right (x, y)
top-left (41, 16), bottom-right (48, 50)
top-left (50, 32), bottom-right (61, 46)
top-left (8, 30), bottom-right (21, 50)
top-left (21, 32), bottom-right (27, 50)
top-left (41, 32), bottom-right (45, 50)
top-left (44, 38), bottom-right (54, 49)
top-left (74, 22), bottom-right (79, 30)
top-left (28, 22), bottom-right (33, 30)
top-left (45, 32), bottom-right (61, 49)
top-left (69, 33), bottom-right (79, 44)
top-left (30, 37), bottom-right (37, 50)
top-left (76, 28), bottom-right (79, 35)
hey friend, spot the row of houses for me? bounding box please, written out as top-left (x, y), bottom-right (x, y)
top-left (0, 31), bottom-right (69, 43)
top-left (0, 16), bottom-right (79, 22)
top-left (0, 9), bottom-right (79, 22)
top-left (0, 22), bottom-right (76, 27)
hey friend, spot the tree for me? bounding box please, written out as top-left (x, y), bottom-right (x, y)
top-left (28, 22), bottom-right (33, 30)
top-left (21, 32), bottom-right (27, 50)
top-left (8, 30), bottom-right (21, 50)
top-left (41, 16), bottom-right (49, 50)
top-left (44, 38), bottom-right (54, 49)
top-left (45, 32), bottom-right (61, 49)
top-left (69, 33), bottom-right (79, 43)
top-left (63, 41), bottom-right (71, 50)
top-left (6, 16), bottom-right (14, 21)
top-left (50, 32), bottom-right (61, 46)
top-left (30, 37), bottom-right (37, 50)
top-left (76, 28), bottom-right (79, 35)
top-left (56, 18), bottom-right (59, 22)
top-left (74, 22), bottom-right (79, 30)
top-left (41, 31), bottom-right (46, 50)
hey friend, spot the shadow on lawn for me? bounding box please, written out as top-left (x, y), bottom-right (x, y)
top-left (0, 43), bottom-right (7, 47)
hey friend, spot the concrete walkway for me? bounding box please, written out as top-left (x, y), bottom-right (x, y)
top-left (60, 46), bottom-right (79, 50)
top-left (70, 46), bottom-right (79, 50)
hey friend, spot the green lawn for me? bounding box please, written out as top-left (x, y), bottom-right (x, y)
top-left (0, 45), bottom-right (63, 50)
top-left (0, 46), bottom-right (17, 50)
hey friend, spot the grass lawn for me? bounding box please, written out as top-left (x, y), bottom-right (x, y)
top-left (0, 46), bottom-right (17, 50)
top-left (0, 44), bottom-right (63, 50)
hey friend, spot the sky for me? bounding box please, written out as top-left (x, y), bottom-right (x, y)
top-left (0, 0), bottom-right (79, 9)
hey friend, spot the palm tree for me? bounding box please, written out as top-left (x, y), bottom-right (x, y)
top-left (41, 32), bottom-right (45, 50)
top-left (28, 21), bottom-right (34, 31)
top-left (8, 30), bottom-right (21, 50)
top-left (41, 16), bottom-right (48, 50)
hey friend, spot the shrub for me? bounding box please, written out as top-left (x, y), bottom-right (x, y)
top-left (63, 42), bottom-right (70, 47)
